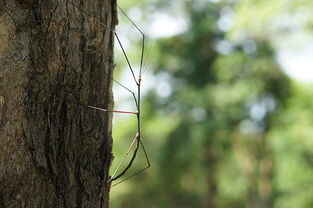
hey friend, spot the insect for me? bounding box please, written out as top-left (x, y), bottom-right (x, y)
top-left (69, 1), bottom-right (151, 186)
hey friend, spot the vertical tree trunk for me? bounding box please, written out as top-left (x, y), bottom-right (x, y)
top-left (231, 131), bottom-right (273, 208)
top-left (0, 0), bottom-right (115, 207)
top-left (205, 149), bottom-right (217, 208)
top-left (257, 136), bottom-right (273, 208)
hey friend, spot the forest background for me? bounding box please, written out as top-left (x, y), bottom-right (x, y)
top-left (110, 0), bottom-right (313, 207)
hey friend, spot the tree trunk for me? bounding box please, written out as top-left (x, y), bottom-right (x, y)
top-left (231, 131), bottom-right (273, 208)
top-left (205, 149), bottom-right (217, 208)
top-left (257, 136), bottom-right (273, 208)
top-left (0, 0), bottom-right (115, 207)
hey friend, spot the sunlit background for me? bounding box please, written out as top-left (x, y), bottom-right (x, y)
top-left (110, 0), bottom-right (313, 207)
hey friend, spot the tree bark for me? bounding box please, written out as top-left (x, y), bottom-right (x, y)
top-left (0, 0), bottom-right (115, 207)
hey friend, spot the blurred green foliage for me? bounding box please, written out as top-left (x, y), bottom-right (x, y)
top-left (110, 0), bottom-right (313, 207)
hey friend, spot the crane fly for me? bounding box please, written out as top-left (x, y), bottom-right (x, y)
top-left (69, 1), bottom-right (151, 187)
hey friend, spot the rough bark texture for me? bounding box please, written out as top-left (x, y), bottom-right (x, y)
top-left (0, 0), bottom-right (115, 207)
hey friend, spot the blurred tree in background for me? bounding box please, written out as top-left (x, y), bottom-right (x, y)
top-left (110, 0), bottom-right (313, 208)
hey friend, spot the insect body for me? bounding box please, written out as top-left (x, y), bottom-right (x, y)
top-left (70, 1), bottom-right (150, 186)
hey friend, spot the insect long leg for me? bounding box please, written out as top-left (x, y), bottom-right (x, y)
top-left (113, 79), bottom-right (138, 109)
top-left (110, 139), bottom-right (151, 187)
top-left (114, 34), bottom-right (137, 84)
top-left (117, 5), bottom-right (145, 76)
top-left (86, 79), bottom-right (138, 114)
top-left (88, 105), bottom-right (137, 115)
top-left (108, 133), bottom-right (140, 183)
top-left (139, 139), bottom-right (151, 170)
